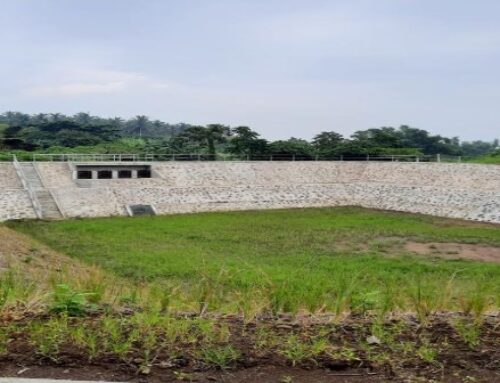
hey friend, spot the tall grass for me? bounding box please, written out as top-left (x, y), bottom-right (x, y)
top-left (6, 207), bottom-right (500, 316)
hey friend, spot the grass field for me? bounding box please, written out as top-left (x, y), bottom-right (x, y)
top-left (2, 207), bottom-right (500, 380)
top-left (9, 207), bottom-right (500, 317)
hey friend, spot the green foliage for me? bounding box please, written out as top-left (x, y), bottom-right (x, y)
top-left (50, 284), bottom-right (95, 316)
top-left (466, 149), bottom-right (500, 164)
top-left (9, 207), bottom-right (500, 316)
top-left (30, 316), bottom-right (69, 360)
top-left (453, 319), bottom-right (481, 348)
top-left (3, 111), bottom-right (493, 157)
top-left (279, 335), bottom-right (329, 366)
top-left (198, 345), bottom-right (240, 369)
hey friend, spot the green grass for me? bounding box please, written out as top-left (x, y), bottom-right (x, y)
top-left (8, 207), bottom-right (500, 315)
top-left (465, 152), bottom-right (500, 164)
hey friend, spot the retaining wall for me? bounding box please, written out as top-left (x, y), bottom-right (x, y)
top-left (1, 162), bottom-right (499, 223)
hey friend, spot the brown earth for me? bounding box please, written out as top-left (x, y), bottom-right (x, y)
top-left (0, 313), bottom-right (499, 383)
top-left (404, 242), bottom-right (500, 263)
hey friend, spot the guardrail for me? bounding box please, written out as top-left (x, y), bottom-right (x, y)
top-left (27, 153), bottom-right (463, 162)
top-left (12, 155), bottom-right (43, 219)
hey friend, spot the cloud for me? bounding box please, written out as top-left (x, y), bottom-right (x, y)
top-left (27, 81), bottom-right (125, 96)
top-left (23, 68), bottom-right (175, 97)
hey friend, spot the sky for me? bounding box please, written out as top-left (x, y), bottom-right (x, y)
top-left (1, 0), bottom-right (499, 141)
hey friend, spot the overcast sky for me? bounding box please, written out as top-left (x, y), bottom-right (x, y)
top-left (1, 0), bottom-right (499, 141)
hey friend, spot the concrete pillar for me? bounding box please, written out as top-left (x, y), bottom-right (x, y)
top-left (91, 170), bottom-right (98, 179)
top-left (132, 170), bottom-right (138, 179)
top-left (112, 170), bottom-right (119, 179)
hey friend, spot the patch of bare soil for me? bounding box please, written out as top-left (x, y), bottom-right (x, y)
top-left (405, 242), bottom-right (500, 263)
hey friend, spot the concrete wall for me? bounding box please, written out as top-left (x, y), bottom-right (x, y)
top-left (1, 162), bottom-right (499, 223)
top-left (0, 164), bottom-right (37, 221)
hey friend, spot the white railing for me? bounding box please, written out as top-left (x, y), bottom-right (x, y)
top-left (28, 153), bottom-right (461, 163)
top-left (12, 155), bottom-right (43, 219)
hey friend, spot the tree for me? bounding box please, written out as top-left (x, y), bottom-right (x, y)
top-left (227, 126), bottom-right (268, 156)
top-left (0, 111), bottom-right (30, 126)
top-left (460, 139), bottom-right (499, 156)
top-left (181, 124), bottom-right (229, 157)
top-left (312, 131), bottom-right (344, 155)
top-left (126, 115), bottom-right (150, 138)
top-left (268, 138), bottom-right (313, 157)
top-left (351, 127), bottom-right (402, 148)
top-left (73, 112), bottom-right (93, 125)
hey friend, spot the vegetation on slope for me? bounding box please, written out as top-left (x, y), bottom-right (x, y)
top-left (9, 207), bottom-right (500, 315)
top-left (466, 150), bottom-right (500, 164)
top-left (2, 207), bottom-right (500, 380)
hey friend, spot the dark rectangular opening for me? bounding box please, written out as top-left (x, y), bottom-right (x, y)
top-left (77, 170), bottom-right (93, 179)
top-left (97, 170), bottom-right (113, 179)
top-left (129, 204), bottom-right (156, 216)
top-left (137, 169), bottom-right (151, 178)
top-left (118, 170), bottom-right (132, 179)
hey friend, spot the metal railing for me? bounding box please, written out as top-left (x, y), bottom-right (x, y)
top-left (12, 155), bottom-right (43, 219)
top-left (27, 153), bottom-right (464, 163)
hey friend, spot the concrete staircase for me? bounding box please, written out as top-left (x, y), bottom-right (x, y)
top-left (20, 163), bottom-right (63, 219)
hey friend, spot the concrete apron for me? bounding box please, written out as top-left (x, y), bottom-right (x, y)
top-left (0, 379), bottom-right (122, 383)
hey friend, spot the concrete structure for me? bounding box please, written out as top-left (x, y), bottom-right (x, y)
top-left (0, 161), bottom-right (498, 223)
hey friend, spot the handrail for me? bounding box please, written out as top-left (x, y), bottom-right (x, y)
top-left (30, 153), bottom-right (459, 163)
top-left (12, 155), bottom-right (43, 219)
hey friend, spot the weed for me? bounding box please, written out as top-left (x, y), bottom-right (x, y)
top-left (50, 284), bottom-right (95, 316)
top-left (30, 316), bottom-right (69, 361)
top-left (279, 335), bottom-right (329, 366)
top-left (199, 345), bottom-right (240, 369)
top-left (69, 323), bottom-right (100, 360)
top-left (416, 343), bottom-right (438, 365)
top-left (453, 319), bottom-right (480, 348)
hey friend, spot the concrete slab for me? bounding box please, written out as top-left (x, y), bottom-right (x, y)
top-left (0, 379), bottom-right (121, 383)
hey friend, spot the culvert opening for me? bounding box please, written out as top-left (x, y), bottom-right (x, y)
top-left (77, 170), bottom-right (92, 179)
top-left (128, 204), bottom-right (156, 216)
top-left (137, 169), bottom-right (152, 178)
top-left (97, 170), bottom-right (113, 179)
top-left (118, 170), bottom-right (132, 179)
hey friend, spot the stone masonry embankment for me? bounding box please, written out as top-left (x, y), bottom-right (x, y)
top-left (1, 162), bottom-right (499, 223)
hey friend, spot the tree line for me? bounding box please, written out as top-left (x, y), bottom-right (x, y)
top-left (0, 111), bottom-right (498, 158)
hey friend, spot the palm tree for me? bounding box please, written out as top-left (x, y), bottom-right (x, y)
top-left (182, 124), bottom-right (229, 158)
top-left (129, 115), bottom-right (150, 138)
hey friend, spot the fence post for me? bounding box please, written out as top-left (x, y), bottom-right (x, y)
top-left (366, 154), bottom-right (369, 161)
top-left (458, 156), bottom-right (462, 163)
top-left (437, 154), bottom-right (441, 163)
top-left (292, 154), bottom-right (295, 161)
top-left (270, 155), bottom-right (273, 161)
